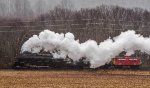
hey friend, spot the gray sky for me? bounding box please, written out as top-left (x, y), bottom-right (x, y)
top-left (30, 0), bottom-right (150, 11)
top-left (0, 0), bottom-right (150, 19)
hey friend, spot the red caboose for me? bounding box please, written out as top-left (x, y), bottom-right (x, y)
top-left (112, 56), bottom-right (142, 69)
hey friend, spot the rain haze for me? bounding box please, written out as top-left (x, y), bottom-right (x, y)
top-left (0, 0), bottom-right (150, 19)
top-left (30, 0), bottom-right (150, 10)
top-left (1, 1), bottom-right (150, 87)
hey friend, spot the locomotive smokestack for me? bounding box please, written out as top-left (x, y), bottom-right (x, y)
top-left (21, 30), bottom-right (150, 68)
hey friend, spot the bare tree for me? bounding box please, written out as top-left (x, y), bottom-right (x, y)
top-left (23, 0), bottom-right (34, 20)
top-left (0, 1), bottom-right (6, 17)
top-left (14, 0), bottom-right (33, 20)
top-left (58, 0), bottom-right (74, 10)
top-left (35, 0), bottom-right (46, 16)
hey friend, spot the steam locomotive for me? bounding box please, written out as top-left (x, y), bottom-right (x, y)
top-left (12, 51), bottom-right (142, 69)
top-left (12, 52), bottom-right (90, 69)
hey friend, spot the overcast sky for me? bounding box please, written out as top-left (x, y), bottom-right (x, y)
top-left (0, 0), bottom-right (150, 19)
top-left (30, 0), bottom-right (150, 11)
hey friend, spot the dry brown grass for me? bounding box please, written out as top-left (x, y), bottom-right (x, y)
top-left (0, 70), bottom-right (150, 88)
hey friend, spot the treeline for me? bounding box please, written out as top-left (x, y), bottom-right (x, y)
top-left (0, 5), bottom-right (150, 68)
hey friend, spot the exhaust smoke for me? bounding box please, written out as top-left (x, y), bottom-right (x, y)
top-left (21, 30), bottom-right (150, 68)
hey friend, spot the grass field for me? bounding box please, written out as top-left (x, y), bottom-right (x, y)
top-left (0, 70), bottom-right (150, 88)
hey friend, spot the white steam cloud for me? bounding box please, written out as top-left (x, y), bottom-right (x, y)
top-left (21, 30), bottom-right (150, 68)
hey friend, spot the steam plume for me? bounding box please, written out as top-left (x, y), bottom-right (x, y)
top-left (21, 30), bottom-right (150, 68)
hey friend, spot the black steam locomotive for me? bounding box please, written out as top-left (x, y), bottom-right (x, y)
top-left (12, 52), bottom-right (90, 69)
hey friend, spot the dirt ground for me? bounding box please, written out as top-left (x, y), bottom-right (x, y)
top-left (0, 70), bottom-right (150, 88)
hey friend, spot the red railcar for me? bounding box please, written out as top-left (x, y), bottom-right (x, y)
top-left (112, 56), bottom-right (142, 69)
